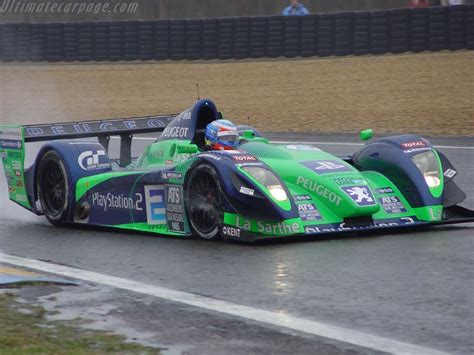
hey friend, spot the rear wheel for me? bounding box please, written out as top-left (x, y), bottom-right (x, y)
top-left (185, 164), bottom-right (223, 240)
top-left (37, 150), bottom-right (70, 226)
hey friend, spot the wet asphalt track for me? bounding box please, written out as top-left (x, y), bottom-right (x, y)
top-left (0, 133), bottom-right (473, 354)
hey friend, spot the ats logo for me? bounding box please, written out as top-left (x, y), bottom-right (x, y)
top-left (145, 186), bottom-right (166, 225)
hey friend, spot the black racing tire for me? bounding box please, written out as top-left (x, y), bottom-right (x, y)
top-left (185, 163), bottom-right (223, 240)
top-left (37, 150), bottom-right (70, 226)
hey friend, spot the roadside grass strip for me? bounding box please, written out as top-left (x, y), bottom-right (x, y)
top-left (0, 292), bottom-right (160, 354)
top-left (0, 253), bottom-right (448, 355)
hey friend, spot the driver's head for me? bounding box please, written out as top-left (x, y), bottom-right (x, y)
top-left (205, 119), bottom-right (239, 150)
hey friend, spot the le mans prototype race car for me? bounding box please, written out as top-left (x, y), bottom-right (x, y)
top-left (1, 99), bottom-right (473, 242)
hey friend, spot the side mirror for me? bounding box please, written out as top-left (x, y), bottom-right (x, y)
top-left (177, 144), bottom-right (198, 154)
top-left (360, 129), bottom-right (373, 141)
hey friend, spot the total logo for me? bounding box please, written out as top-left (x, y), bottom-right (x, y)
top-left (232, 155), bottom-right (257, 162)
top-left (401, 140), bottom-right (427, 149)
top-left (78, 150), bottom-right (110, 171)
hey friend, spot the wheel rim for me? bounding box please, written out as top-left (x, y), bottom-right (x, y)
top-left (41, 159), bottom-right (66, 216)
top-left (188, 171), bottom-right (221, 235)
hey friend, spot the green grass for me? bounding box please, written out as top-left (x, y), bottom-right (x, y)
top-left (0, 292), bottom-right (160, 354)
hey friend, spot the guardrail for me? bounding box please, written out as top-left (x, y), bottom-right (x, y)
top-left (0, 5), bottom-right (472, 62)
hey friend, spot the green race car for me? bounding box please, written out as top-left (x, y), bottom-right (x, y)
top-left (1, 99), bottom-right (473, 242)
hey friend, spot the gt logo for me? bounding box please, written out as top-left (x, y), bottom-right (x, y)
top-left (78, 150), bottom-right (109, 171)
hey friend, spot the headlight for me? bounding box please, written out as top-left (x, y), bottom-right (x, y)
top-left (411, 151), bottom-right (441, 188)
top-left (241, 166), bottom-right (288, 202)
top-left (268, 185), bottom-right (288, 202)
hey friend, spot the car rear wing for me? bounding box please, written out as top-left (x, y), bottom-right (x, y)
top-left (0, 114), bottom-right (176, 209)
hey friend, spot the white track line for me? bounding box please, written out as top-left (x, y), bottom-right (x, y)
top-left (114, 136), bottom-right (473, 150)
top-left (0, 252), bottom-right (447, 355)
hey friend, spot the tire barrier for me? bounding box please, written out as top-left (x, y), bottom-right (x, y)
top-left (0, 5), bottom-right (472, 62)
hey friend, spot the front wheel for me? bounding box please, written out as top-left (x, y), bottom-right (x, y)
top-left (185, 163), bottom-right (223, 240)
top-left (37, 150), bottom-right (70, 226)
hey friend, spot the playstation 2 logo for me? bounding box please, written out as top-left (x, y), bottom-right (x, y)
top-left (144, 186), bottom-right (166, 225)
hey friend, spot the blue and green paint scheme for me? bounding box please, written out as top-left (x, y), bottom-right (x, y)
top-left (1, 99), bottom-right (472, 242)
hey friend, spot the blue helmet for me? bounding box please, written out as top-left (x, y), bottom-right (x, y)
top-left (204, 119), bottom-right (239, 150)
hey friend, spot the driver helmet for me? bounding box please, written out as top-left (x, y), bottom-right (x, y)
top-left (204, 119), bottom-right (239, 150)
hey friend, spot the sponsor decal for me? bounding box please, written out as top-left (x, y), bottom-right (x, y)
top-left (429, 207), bottom-right (442, 221)
top-left (77, 150), bottom-right (110, 171)
top-left (144, 186), bottom-right (167, 225)
top-left (165, 159), bottom-right (174, 165)
top-left (15, 194), bottom-right (28, 202)
top-left (91, 192), bottom-right (143, 212)
top-left (11, 161), bottom-right (22, 170)
top-left (161, 171), bottom-right (183, 180)
top-left (298, 203), bottom-right (322, 221)
top-left (222, 225), bottom-right (241, 238)
top-left (240, 186), bottom-right (254, 196)
top-left (0, 139), bottom-right (22, 150)
top-left (341, 186), bottom-right (376, 206)
top-left (146, 118), bottom-right (166, 128)
top-left (304, 217), bottom-right (416, 234)
top-left (232, 155), bottom-right (257, 162)
top-left (161, 126), bottom-right (189, 139)
top-left (332, 176), bottom-right (366, 186)
top-left (301, 160), bottom-right (352, 174)
top-left (150, 150), bottom-right (164, 158)
top-left (165, 185), bottom-right (185, 232)
top-left (0, 128), bottom-right (22, 150)
top-left (404, 147), bottom-right (432, 154)
top-left (173, 153), bottom-right (191, 163)
top-left (379, 196), bottom-right (407, 214)
top-left (444, 169), bottom-right (456, 179)
top-left (296, 176), bottom-right (342, 206)
top-left (236, 162), bottom-right (265, 167)
top-left (0, 127), bottom-right (22, 139)
top-left (16, 180), bottom-right (23, 188)
top-left (235, 216), bottom-right (300, 236)
top-left (8, 186), bottom-right (16, 193)
top-left (15, 170), bottom-right (21, 177)
top-left (286, 145), bottom-right (321, 151)
top-left (7, 151), bottom-right (21, 159)
top-left (401, 140), bottom-right (427, 150)
top-left (374, 187), bottom-right (394, 195)
top-left (293, 194), bottom-right (311, 202)
top-left (176, 111), bottom-right (192, 121)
